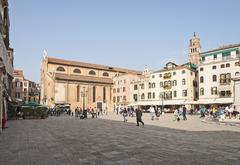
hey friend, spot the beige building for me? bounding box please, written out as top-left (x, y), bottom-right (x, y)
top-left (0, 0), bottom-right (13, 132)
top-left (12, 70), bottom-right (40, 104)
top-left (40, 56), bottom-right (141, 111)
top-left (112, 73), bottom-right (141, 109)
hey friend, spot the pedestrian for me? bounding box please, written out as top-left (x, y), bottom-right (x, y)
top-left (182, 105), bottom-right (187, 120)
top-left (136, 108), bottom-right (144, 126)
top-left (123, 108), bottom-right (128, 122)
top-left (173, 108), bottom-right (180, 121)
top-left (149, 106), bottom-right (155, 120)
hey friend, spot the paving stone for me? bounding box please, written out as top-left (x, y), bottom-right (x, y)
top-left (0, 116), bottom-right (240, 164)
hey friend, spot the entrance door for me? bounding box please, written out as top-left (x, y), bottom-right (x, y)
top-left (96, 102), bottom-right (102, 110)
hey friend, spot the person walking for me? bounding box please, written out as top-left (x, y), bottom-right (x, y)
top-left (182, 105), bottom-right (187, 120)
top-left (149, 106), bottom-right (155, 120)
top-left (123, 108), bottom-right (128, 122)
top-left (136, 108), bottom-right (144, 126)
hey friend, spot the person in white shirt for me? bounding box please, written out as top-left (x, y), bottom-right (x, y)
top-left (149, 106), bottom-right (155, 120)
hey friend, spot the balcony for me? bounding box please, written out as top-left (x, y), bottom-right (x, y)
top-left (163, 84), bottom-right (171, 90)
top-left (163, 72), bottom-right (171, 79)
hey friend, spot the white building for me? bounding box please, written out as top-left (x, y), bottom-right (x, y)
top-left (198, 44), bottom-right (240, 106)
top-left (130, 63), bottom-right (197, 110)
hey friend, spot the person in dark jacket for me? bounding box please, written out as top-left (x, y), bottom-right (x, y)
top-left (182, 105), bottom-right (187, 120)
top-left (136, 108), bottom-right (144, 126)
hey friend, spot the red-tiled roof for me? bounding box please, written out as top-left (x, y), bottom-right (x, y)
top-left (47, 57), bottom-right (142, 75)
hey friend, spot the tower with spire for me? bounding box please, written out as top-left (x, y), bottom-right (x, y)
top-left (188, 32), bottom-right (201, 65)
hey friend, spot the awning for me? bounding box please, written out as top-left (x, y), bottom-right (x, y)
top-left (135, 99), bottom-right (196, 106)
top-left (197, 98), bottom-right (233, 104)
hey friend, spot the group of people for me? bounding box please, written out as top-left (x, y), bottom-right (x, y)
top-left (117, 107), bottom-right (144, 126)
top-left (199, 105), bottom-right (239, 120)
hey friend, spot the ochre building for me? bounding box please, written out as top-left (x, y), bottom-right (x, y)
top-left (40, 56), bottom-right (141, 111)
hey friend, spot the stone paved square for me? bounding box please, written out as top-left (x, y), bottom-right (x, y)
top-left (0, 115), bottom-right (240, 165)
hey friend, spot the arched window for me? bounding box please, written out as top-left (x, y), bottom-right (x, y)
top-left (182, 78), bottom-right (186, 85)
top-left (102, 72), bottom-right (109, 77)
top-left (212, 75), bottom-right (217, 82)
top-left (200, 88), bottom-right (204, 95)
top-left (73, 68), bottom-right (81, 74)
top-left (200, 76), bottom-right (204, 83)
top-left (235, 72), bottom-right (240, 76)
top-left (172, 80), bottom-right (177, 86)
top-left (141, 93), bottom-right (145, 100)
top-left (56, 66), bottom-right (65, 72)
top-left (89, 70), bottom-right (96, 75)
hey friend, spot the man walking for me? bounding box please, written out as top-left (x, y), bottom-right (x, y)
top-left (182, 105), bottom-right (187, 120)
top-left (136, 108), bottom-right (144, 126)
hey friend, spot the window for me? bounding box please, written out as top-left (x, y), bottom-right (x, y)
top-left (123, 87), bottom-right (126, 92)
top-left (134, 85), bottom-right (138, 90)
top-left (182, 70), bottom-right (186, 74)
top-left (159, 74), bottom-right (162, 78)
top-left (182, 90), bottom-right (187, 97)
top-left (236, 72), bottom-right (240, 76)
top-left (213, 54), bottom-right (217, 60)
top-left (24, 82), bottom-right (27, 87)
top-left (182, 79), bottom-right (186, 85)
top-left (235, 62), bottom-right (239, 66)
top-left (89, 70), bottom-right (96, 75)
top-left (174, 91), bottom-right (177, 97)
top-left (220, 73), bottom-right (231, 84)
top-left (173, 72), bottom-right (176, 75)
top-left (148, 83), bottom-right (151, 89)
top-left (160, 82), bottom-right (163, 87)
top-left (152, 75), bottom-right (155, 78)
top-left (202, 57), bottom-right (205, 61)
top-left (200, 67), bottom-right (204, 71)
top-left (56, 66), bottom-right (65, 72)
top-left (211, 87), bottom-right (217, 95)
top-left (152, 92), bottom-right (155, 99)
top-left (172, 80), bottom-right (177, 86)
top-left (221, 64), bottom-right (225, 68)
top-left (103, 87), bottom-right (106, 101)
top-left (102, 72), bottom-right (109, 77)
top-left (113, 88), bottom-right (116, 93)
top-left (200, 76), bottom-right (204, 83)
top-left (219, 91), bottom-right (231, 97)
top-left (152, 83), bottom-right (156, 88)
top-left (226, 63), bottom-right (230, 68)
top-left (212, 65), bottom-right (216, 69)
top-left (93, 86), bottom-right (96, 102)
top-left (124, 80), bottom-right (126, 84)
top-left (141, 84), bottom-right (145, 89)
top-left (141, 93), bottom-right (145, 100)
top-left (133, 94), bottom-right (138, 101)
top-left (117, 88), bottom-right (120, 93)
top-left (117, 96), bottom-right (120, 102)
top-left (200, 88), bottom-right (204, 95)
top-left (212, 75), bottom-right (217, 82)
top-left (73, 68), bottom-right (81, 73)
top-left (113, 97), bottom-right (116, 103)
top-left (148, 92), bottom-right (152, 99)
top-left (123, 96), bottom-right (126, 101)
top-left (77, 85), bottom-right (80, 102)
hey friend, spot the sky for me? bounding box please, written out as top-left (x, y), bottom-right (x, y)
top-left (9, 0), bottom-right (240, 82)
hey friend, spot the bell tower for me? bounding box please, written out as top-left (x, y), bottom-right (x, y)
top-left (188, 32), bottom-right (201, 65)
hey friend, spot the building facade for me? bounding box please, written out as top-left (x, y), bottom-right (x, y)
top-left (131, 63), bottom-right (197, 110)
top-left (40, 56), bottom-right (141, 111)
top-left (198, 44), bottom-right (240, 106)
top-left (12, 70), bottom-right (40, 104)
top-left (112, 73), bottom-right (141, 109)
top-left (0, 0), bottom-right (13, 132)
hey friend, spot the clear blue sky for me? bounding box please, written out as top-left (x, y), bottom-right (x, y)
top-left (9, 0), bottom-right (240, 82)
